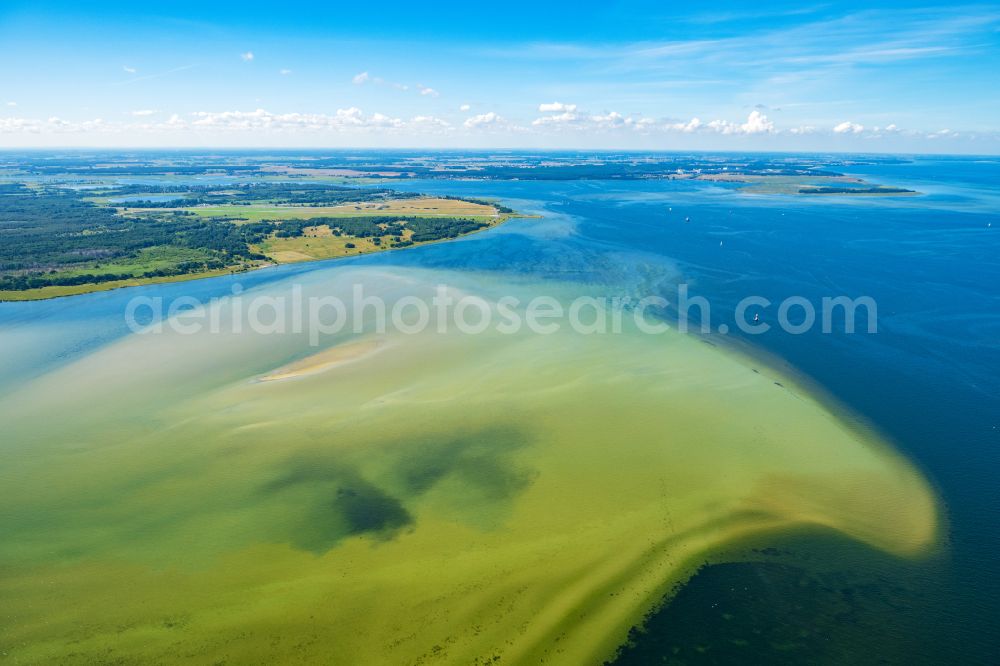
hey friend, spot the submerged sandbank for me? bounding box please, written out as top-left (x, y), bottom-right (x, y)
top-left (0, 268), bottom-right (939, 664)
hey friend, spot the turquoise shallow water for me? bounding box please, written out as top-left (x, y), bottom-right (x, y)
top-left (0, 155), bottom-right (998, 662)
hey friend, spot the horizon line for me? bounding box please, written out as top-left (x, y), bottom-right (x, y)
top-left (1, 147), bottom-right (998, 158)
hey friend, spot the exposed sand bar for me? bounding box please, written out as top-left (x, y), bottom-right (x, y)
top-left (257, 338), bottom-right (383, 382)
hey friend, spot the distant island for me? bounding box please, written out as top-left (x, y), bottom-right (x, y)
top-left (798, 185), bottom-right (916, 195)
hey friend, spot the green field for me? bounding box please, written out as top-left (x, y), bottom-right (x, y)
top-left (142, 196), bottom-right (502, 224)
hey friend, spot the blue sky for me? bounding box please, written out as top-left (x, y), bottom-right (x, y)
top-left (1, 1), bottom-right (998, 152)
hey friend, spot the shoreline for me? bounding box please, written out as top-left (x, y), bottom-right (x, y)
top-left (0, 212), bottom-right (526, 303)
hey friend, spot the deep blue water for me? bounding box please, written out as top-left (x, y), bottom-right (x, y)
top-left (1, 155), bottom-right (998, 661)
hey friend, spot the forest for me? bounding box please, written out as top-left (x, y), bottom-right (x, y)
top-left (105, 182), bottom-right (415, 207)
top-left (0, 182), bottom-right (498, 292)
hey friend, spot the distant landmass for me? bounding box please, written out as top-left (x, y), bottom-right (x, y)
top-left (0, 151), bottom-right (915, 300)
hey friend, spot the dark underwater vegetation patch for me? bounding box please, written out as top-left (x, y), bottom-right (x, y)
top-left (260, 458), bottom-right (413, 554)
top-left (333, 484), bottom-right (411, 536)
top-left (258, 425), bottom-right (534, 553)
top-left (392, 425), bottom-right (535, 503)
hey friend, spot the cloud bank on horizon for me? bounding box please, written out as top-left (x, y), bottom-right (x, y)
top-left (0, 0), bottom-right (997, 151)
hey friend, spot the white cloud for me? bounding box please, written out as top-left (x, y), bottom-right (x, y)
top-left (833, 121), bottom-right (865, 134)
top-left (532, 111), bottom-right (579, 126)
top-left (459, 104), bottom-right (471, 112)
top-left (740, 110), bottom-right (774, 134)
top-left (1, 108), bottom-right (456, 137)
top-left (529, 107), bottom-right (661, 132)
top-left (279, 69), bottom-right (292, 76)
top-left (123, 66), bottom-right (137, 74)
top-left (368, 112), bottom-right (405, 129)
top-left (411, 115), bottom-right (452, 131)
top-left (0, 116), bottom-right (109, 134)
top-left (705, 119), bottom-right (734, 133)
top-left (668, 117), bottom-right (702, 133)
top-left (241, 51), bottom-right (254, 62)
top-left (576, 111), bottom-right (773, 136)
top-left (539, 101), bottom-right (578, 113)
top-left (589, 111), bottom-right (628, 127)
top-left (3, 106), bottom-right (988, 147)
top-left (5, 101), bottom-right (16, 108)
top-left (869, 124), bottom-right (902, 136)
top-left (928, 128), bottom-right (958, 139)
top-left (418, 85), bottom-right (439, 97)
top-left (464, 112), bottom-right (505, 129)
top-left (701, 111), bottom-right (774, 135)
top-left (352, 71), bottom-right (370, 85)
top-left (179, 107), bottom-right (458, 133)
top-left (528, 103), bottom-right (678, 132)
top-left (0, 117), bottom-right (41, 133)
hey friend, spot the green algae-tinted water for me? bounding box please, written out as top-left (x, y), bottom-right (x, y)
top-left (0, 268), bottom-right (938, 664)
